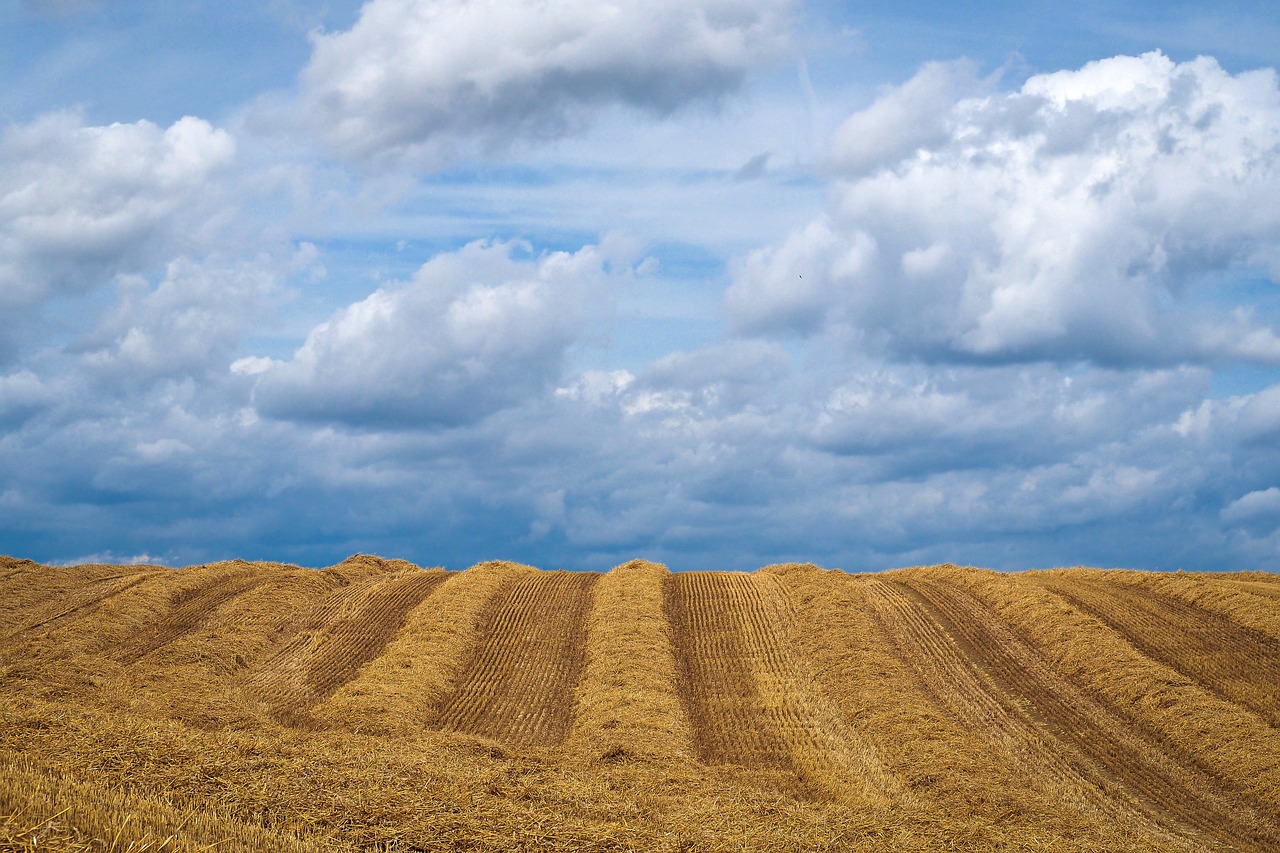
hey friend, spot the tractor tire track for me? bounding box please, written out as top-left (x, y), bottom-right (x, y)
top-left (435, 571), bottom-right (597, 748)
top-left (1218, 579), bottom-right (1280, 603)
top-left (901, 576), bottom-right (1280, 852)
top-left (1035, 574), bottom-right (1280, 728)
top-left (862, 578), bottom-right (1146, 820)
top-left (302, 570), bottom-right (448, 701)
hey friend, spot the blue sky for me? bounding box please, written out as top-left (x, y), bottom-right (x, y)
top-left (3, 0), bottom-right (1280, 571)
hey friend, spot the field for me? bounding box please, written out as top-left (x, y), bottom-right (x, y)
top-left (1, 556), bottom-right (1278, 851)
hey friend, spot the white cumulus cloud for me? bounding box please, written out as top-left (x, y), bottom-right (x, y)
top-left (1222, 487), bottom-right (1280, 523)
top-left (76, 257), bottom-right (279, 383)
top-left (0, 112), bottom-right (236, 310)
top-left (252, 238), bottom-right (633, 428)
top-left (727, 51), bottom-right (1280, 367)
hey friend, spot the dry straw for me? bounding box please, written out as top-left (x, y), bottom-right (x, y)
top-left (3, 556), bottom-right (1276, 851)
top-left (925, 564), bottom-right (1280, 843)
top-left (567, 559), bottom-right (693, 763)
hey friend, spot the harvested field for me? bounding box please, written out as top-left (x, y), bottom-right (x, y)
top-left (2, 556), bottom-right (1278, 852)
top-left (663, 570), bottom-right (894, 804)
top-left (115, 571), bottom-right (268, 664)
top-left (1, 569), bottom-right (162, 638)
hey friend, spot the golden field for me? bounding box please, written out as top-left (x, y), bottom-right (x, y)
top-left (1, 555), bottom-right (1278, 851)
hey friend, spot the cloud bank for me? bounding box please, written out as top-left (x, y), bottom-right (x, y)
top-left (0, 113), bottom-right (235, 309)
top-left (3, 3), bottom-right (1280, 576)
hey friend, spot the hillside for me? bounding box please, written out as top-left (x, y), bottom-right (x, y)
top-left (1, 556), bottom-right (1278, 851)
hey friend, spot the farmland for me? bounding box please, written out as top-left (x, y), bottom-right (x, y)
top-left (1, 556), bottom-right (1278, 851)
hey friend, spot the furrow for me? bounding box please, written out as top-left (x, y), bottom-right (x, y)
top-left (860, 571), bottom-right (1111, 788)
top-left (1106, 572), bottom-right (1280, 646)
top-left (903, 576), bottom-right (1280, 852)
top-left (862, 579), bottom-right (1018, 735)
top-left (434, 571), bottom-right (598, 748)
top-left (665, 573), bottom-right (803, 773)
top-left (865, 576), bottom-right (1223, 848)
top-left (1217, 578), bottom-right (1280, 601)
top-left (665, 572), bottom-right (795, 771)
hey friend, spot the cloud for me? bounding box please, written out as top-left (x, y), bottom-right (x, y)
top-left (536, 346), bottom-right (1206, 562)
top-left (727, 52), bottom-right (1280, 367)
top-left (0, 370), bottom-right (56, 429)
top-left (74, 257), bottom-right (280, 384)
top-left (0, 316), bottom-right (1271, 570)
top-left (251, 238), bottom-right (634, 429)
top-left (52, 552), bottom-right (168, 567)
top-left (0, 112), bottom-right (236, 312)
top-left (733, 151), bottom-right (771, 181)
top-left (809, 364), bottom-right (1205, 472)
top-left (630, 340), bottom-right (792, 415)
top-left (827, 59), bottom-right (987, 176)
top-left (1222, 487), bottom-right (1280, 524)
top-left (289, 0), bottom-right (797, 164)
top-left (553, 362), bottom-right (1218, 568)
top-left (1173, 382), bottom-right (1280, 446)
top-left (4, 22), bottom-right (1279, 576)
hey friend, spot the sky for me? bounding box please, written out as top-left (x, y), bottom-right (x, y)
top-left (3, 0), bottom-right (1280, 572)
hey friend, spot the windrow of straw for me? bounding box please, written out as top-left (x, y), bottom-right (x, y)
top-left (318, 553), bottom-right (423, 585)
top-left (14, 561), bottom-right (262, 663)
top-left (0, 560), bottom-right (156, 636)
top-left (567, 559), bottom-right (694, 764)
top-left (1029, 569), bottom-right (1280, 727)
top-left (313, 560), bottom-right (533, 735)
top-left (1102, 569), bottom-right (1280, 643)
top-left (748, 566), bottom-right (902, 809)
top-left (924, 566), bottom-right (1280, 816)
top-left (3, 562), bottom-right (292, 716)
top-left (117, 561), bottom-right (349, 729)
